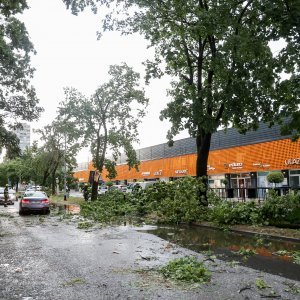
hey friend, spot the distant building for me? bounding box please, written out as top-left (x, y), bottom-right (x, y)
top-left (13, 123), bottom-right (31, 152)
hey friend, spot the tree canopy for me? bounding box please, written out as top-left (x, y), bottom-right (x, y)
top-left (0, 0), bottom-right (43, 154)
top-left (59, 63), bottom-right (148, 199)
top-left (34, 119), bottom-right (81, 193)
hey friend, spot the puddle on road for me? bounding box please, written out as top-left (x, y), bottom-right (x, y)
top-left (145, 225), bottom-right (300, 281)
top-left (51, 204), bottom-right (80, 214)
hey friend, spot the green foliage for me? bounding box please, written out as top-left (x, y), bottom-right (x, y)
top-left (0, 128), bottom-right (21, 159)
top-left (105, 181), bottom-right (114, 187)
top-left (220, 178), bottom-right (229, 186)
top-left (79, 176), bottom-right (300, 228)
top-left (209, 201), bottom-right (261, 225)
top-left (77, 221), bottom-right (93, 229)
top-left (0, 118), bottom-right (79, 193)
top-left (274, 250), bottom-right (300, 265)
top-left (59, 64), bottom-right (148, 200)
top-left (157, 177), bottom-right (206, 223)
top-left (160, 256), bottom-right (211, 283)
top-left (280, 111), bottom-right (300, 141)
top-left (261, 192), bottom-right (300, 225)
top-left (0, 1), bottom-right (43, 154)
top-left (267, 172), bottom-right (284, 184)
top-left (59, 64), bottom-right (148, 179)
top-left (80, 177), bottom-right (209, 224)
top-left (255, 278), bottom-right (270, 290)
top-left (62, 278), bottom-right (86, 287)
top-left (236, 247), bottom-right (257, 257)
top-left (80, 189), bottom-right (135, 223)
top-left (292, 251), bottom-right (300, 265)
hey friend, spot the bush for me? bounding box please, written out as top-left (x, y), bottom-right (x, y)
top-left (209, 201), bottom-right (260, 225)
top-left (151, 177), bottom-right (207, 223)
top-left (261, 191), bottom-right (300, 225)
top-left (80, 177), bottom-right (210, 224)
top-left (267, 172), bottom-right (284, 185)
top-left (80, 189), bottom-right (136, 222)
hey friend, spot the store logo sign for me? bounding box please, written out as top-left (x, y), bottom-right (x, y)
top-left (153, 170), bottom-right (162, 176)
top-left (285, 158), bottom-right (300, 165)
top-left (142, 171), bottom-right (150, 176)
top-left (207, 165), bottom-right (215, 170)
top-left (175, 169), bottom-right (188, 174)
top-left (224, 162), bottom-right (243, 169)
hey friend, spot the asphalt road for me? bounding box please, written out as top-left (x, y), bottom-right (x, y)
top-left (1, 203), bottom-right (300, 300)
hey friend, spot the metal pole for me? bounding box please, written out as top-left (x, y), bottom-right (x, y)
top-left (64, 133), bottom-right (67, 201)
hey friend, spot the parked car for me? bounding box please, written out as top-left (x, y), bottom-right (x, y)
top-left (26, 185), bottom-right (42, 191)
top-left (110, 185), bottom-right (128, 193)
top-left (0, 188), bottom-right (16, 205)
top-left (98, 186), bottom-right (108, 194)
top-left (126, 181), bottom-right (156, 193)
top-left (19, 191), bottom-right (50, 215)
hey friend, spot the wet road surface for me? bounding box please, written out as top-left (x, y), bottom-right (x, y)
top-left (1, 203), bottom-right (300, 300)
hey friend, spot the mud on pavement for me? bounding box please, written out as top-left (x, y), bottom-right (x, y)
top-left (0, 204), bottom-right (300, 300)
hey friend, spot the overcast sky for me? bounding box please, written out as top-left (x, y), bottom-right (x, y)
top-left (20, 0), bottom-right (188, 162)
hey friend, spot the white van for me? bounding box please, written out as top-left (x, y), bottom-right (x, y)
top-left (126, 181), bottom-right (156, 193)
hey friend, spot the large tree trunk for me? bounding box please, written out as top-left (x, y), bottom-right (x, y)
top-left (51, 173), bottom-right (56, 195)
top-left (16, 178), bottom-right (19, 192)
top-left (51, 163), bottom-right (59, 195)
top-left (91, 181), bottom-right (98, 201)
top-left (196, 131), bottom-right (212, 206)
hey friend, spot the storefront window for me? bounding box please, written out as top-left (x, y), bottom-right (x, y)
top-left (290, 170), bottom-right (300, 188)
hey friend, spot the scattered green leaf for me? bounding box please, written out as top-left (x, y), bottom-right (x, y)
top-left (160, 256), bottom-right (211, 283)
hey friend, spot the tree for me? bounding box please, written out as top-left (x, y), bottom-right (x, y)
top-left (59, 63), bottom-right (148, 200)
top-left (0, 1), bottom-right (43, 153)
top-left (35, 119), bottom-right (81, 194)
top-left (267, 171), bottom-right (284, 187)
top-left (63, 0), bottom-right (300, 205)
top-left (0, 127), bottom-right (21, 159)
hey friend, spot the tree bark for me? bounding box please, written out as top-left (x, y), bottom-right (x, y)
top-left (91, 180), bottom-right (98, 201)
top-left (196, 130), bottom-right (212, 206)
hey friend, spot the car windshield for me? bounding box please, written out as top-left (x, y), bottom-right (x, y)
top-left (24, 191), bottom-right (47, 198)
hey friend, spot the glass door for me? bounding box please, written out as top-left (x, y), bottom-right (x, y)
top-left (238, 178), bottom-right (246, 199)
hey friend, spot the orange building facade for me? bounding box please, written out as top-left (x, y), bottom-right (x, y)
top-left (74, 122), bottom-right (300, 191)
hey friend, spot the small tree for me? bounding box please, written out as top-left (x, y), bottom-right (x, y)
top-left (59, 64), bottom-right (148, 200)
top-left (35, 119), bottom-right (81, 194)
top-left (220, 178), bottom-right (229, 187)
top-left (267, 172), bottom-right (284, 188)
top-left (105, 181), bottom-right (114, 189)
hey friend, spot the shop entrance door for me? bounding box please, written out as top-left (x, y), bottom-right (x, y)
top-left (230, 174), bottom-right (251, 199)
top-left (238, 179), bottom-right (246, 199)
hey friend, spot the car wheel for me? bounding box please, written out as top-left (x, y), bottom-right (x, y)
top-left (19, 210), bottom-right (24, 216)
